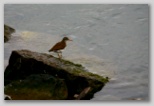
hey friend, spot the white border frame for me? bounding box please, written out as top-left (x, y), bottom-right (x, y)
top-left (1, 0), bottom-right (153, 106)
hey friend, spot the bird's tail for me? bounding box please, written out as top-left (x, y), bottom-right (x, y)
top-left (48, 49), bottom-right (52, 52)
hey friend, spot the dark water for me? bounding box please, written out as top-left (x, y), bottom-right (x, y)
top-left (4, 4), bottom-right (149, 100)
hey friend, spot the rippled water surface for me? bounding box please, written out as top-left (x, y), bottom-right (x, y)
top-left (4, 4), bottom-right (149, 100)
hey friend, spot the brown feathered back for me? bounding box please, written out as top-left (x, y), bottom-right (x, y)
top-left (48, 41), bottom-right (66, 52)
top-left (48, 37), bottom-right (71, 52)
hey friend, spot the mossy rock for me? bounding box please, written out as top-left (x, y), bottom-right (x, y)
top-left (4, 49), bottom-right (109, 100)
top-left (5, 74), bottom-right (68, 100)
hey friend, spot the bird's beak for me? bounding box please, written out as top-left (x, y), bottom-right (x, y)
top-left (69, 39), bottom-right (73, 41)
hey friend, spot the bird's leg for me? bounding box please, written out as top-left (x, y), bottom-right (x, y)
top-left (59, 51), bottom-right (63, 59)
top-left (57, 52), bottom-right (61, 59)
top-left (57, 51), bottom-right (62, 59)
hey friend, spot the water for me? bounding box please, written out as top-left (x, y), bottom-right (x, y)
top-left (4, 4), bottom-right (149, 100)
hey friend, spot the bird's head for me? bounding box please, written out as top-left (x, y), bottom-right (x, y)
top-left (62, 37), bottom-right (72, 41)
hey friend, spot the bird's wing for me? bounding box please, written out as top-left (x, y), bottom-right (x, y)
top-left (49, 42), bottom-right (65, 52)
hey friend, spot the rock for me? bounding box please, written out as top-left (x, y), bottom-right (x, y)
top-left (4, 94), bottom-right (12, 100)
top-left (4, 49), bottom-right (109, 100)
top-left (4, 24), bottom-right (15, 42)
top-left (5, 74), bottom-right (68, 100)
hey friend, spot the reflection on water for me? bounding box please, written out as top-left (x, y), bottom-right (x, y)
top-left (4, 4), bottom-right (149, 100)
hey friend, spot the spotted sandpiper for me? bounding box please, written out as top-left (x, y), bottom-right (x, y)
top-left (48, 37), bottom-right (72, 58)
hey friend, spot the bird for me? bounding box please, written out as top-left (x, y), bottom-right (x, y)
top-left (48, 37), bottom-right (72, 58)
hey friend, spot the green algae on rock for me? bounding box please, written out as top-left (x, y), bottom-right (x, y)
top-left (5, 74), bottom-right (68, 100)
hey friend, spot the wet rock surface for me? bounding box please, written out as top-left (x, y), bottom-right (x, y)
top-left (4, 24), bottom-right (15, 42)
top-left (4, 49), bottom-right (109, 100)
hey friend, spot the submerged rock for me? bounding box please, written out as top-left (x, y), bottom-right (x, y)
top-left (4, 50), bottom-right (109, 100)
top-left (4, 24), bottom-right (15, 42)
